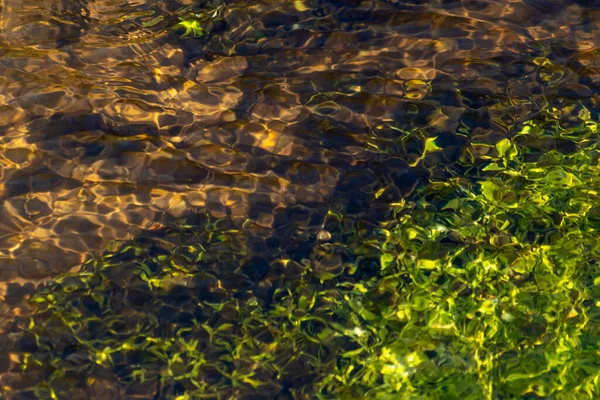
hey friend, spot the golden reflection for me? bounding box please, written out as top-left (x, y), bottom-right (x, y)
top-left (0, 0), bottom-right (598, 331)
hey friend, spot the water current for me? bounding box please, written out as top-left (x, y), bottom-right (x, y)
top-left (1, 0), bottom-right (600, 398)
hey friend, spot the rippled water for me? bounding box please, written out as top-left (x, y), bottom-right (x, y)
top-left (2, 0), bottom-right (600, 398)
top-left (0, 0), bottom-right (592, 279)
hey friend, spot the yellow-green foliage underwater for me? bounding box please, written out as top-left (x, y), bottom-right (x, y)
top-left (3, 0), bottom-right (600, 399)
top-left (4, 104), bottom-right (600, 399)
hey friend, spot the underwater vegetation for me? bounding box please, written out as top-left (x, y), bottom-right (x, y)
top-left (4, 0), bottom-right (600, 398)
top-left (171, 5), bottom-right (225, 38)
top-left (1, 211), bottom-right (372, 399)
top-left (5, 103), bottom-right (600, 399)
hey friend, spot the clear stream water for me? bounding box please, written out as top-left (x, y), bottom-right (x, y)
top-left (1, 0), bottom-right (600, 398)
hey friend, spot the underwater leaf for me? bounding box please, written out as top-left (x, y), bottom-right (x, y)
top-left (496, 138), bottom-right (518, 160)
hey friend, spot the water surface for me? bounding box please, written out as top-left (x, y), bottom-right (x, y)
top-left (1, 0), bottom-right (600, 398)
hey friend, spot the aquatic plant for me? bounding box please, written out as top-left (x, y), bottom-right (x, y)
top-left (6, 212), bottom-right (370, 399)
top-left (8, 105), bottom-right (600, 399)
top-left (173, 18), bottom-right (206, 38)
top-left (172, 5), bottom-right (224, 38)
top-left (326, 106), bottom-right (600, 399)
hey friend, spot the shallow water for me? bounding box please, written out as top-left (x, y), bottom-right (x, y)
top-left (1, 0), bottom-right (600, 398)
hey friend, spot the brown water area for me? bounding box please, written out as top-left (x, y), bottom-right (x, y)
top-left (0, 0), bottom-right (600, 397)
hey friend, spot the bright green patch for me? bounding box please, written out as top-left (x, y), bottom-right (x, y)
top-left (173, 18), bottom-right (206, 38)
top-left (10, 108), bottom-right (600, 399)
